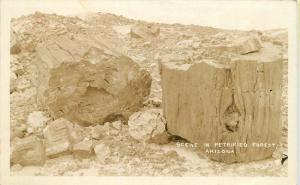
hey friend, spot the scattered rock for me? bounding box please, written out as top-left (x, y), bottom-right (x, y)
top-left (27, 111), bottom-right (50, 128)
top-left (11, 124), bottom-right (27, 139)
top-left (149, 25), bottom-right (160, 36)
top-left (111, 120), bottom-right (122, 130)
top-left (43, 118), bottom-right (73, 158)
top-left (262, 29), bottom-right (287, 47)
top-left (147, 131), bottom-right (169, 145)
top-left (232, 35), bottom-right (262, 54)
top-left (192, 42), bottom-right (201, 50)
top-left (26, 127), bottom-right (34, 134)
top-left (128, 109), bottom-right (166, 142)
top-left (176, 39), bottom-right (193, 49)
top-left (143, 41), bottom-right (151, 47)
top-left (90, 125), bottom-right (107, 140)
top-left (11, 136), bottom-right (45, 166)
top-left (107, 122), bottom-right (121, 136)
top-left (10, 32), bottom-right (21, 54)
top-left (165, 150), bottom-right (179, 159)
top-left (130, 24), bottom-right (160, 39)
top-left (94, 143), bottom-right (111, 164)
top-left (73, 139), bottom-right (94, 159)
top-left (16, 77), bottom-right (31, 91)
top-left (69, 124), bottom-right (84, 144)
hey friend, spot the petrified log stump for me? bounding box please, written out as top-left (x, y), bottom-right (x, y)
top-left (35, 35), bottom-right (151, 126)
top-left (161, 58), bottom-right (283, 163)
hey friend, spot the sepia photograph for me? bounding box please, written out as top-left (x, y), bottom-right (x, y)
top-left (0, 0), bottom-right (298, 184)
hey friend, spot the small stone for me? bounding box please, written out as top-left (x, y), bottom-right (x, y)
top-left (128, 109), bottom-right (166, 142)
top-left (150, 25), bottom-right (160, 36)
top-left (165, 150), bottom-right (179, 159)
top-left (11, 127), bottom-right (26, 139)
top-left (27, 111), bottom-right (50, 129)
top-left (11, 136), bottom-right (45, 166)
top-left (108, 129), bottom-right (120, 136)
top-left (111, 120), bottom-right (122, 130)
top-left (130, 24), bottom-right (160, 39)
top-left (192, 42), bottom-right (201, 50)
top-left (43, 118), bottom-right (73, 158)
top-left (26, 127), bottom-right (34, 134)
top-left (16, 78), bottom-right (31, 91)
top-left (69, 124), bottom-right (84, 144)
top-left (176, 40), bottom-right (193, 49)
top-left (94, 143), bottom-right (110, 164)
top-left (73, 139), bottom-right (93, 159)
top-left (232, 36), bottom-right (262, 54)
top-left (143, 41), bottom-right (151, 47)
top-left (147, 132), bottom-right (169, 145)
top-left (90, 125), bottom-right (106, 140)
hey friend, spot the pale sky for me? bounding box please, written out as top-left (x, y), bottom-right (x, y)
top-left (9, 0), bottom-right (295, 30)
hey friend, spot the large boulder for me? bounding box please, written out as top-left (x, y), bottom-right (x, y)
top-left (35, 35), bottom-right (151, 125)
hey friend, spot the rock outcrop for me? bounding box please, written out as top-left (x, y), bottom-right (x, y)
top-left (161, 49), bottom-right (283, 163)
top-left (35, 35), bottom-right (152, 125)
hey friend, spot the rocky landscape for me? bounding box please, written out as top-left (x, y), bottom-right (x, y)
top-left (10, 12), bottom-right (288, 176)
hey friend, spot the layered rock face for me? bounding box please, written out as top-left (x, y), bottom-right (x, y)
top-left (35, 35), bottom-right (152, 125)
top-left (161, 44), bottom-right (283, 163)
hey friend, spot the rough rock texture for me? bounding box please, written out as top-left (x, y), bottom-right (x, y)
top-left (94, 143), bottom-right (110, 163)
top-left (232, 35), bottom-right (262, 55)
top-left (73, 139), bottom-right (93, 159)
top-left (43, 118), bottom-right (74, 158)
top-left (27, 111), bottom-right (50, 128)
top-left (35, 35), bottom-right (151, 125)
top-left (11, 136), bottom-right (45, 166)
top-left (162, 53), bottom-right (283, 163)
top-left (128, 109), bottom-right (166, 142)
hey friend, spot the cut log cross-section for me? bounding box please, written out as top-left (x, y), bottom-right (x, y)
top-left (161, 59), bottom-right (283, 163)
